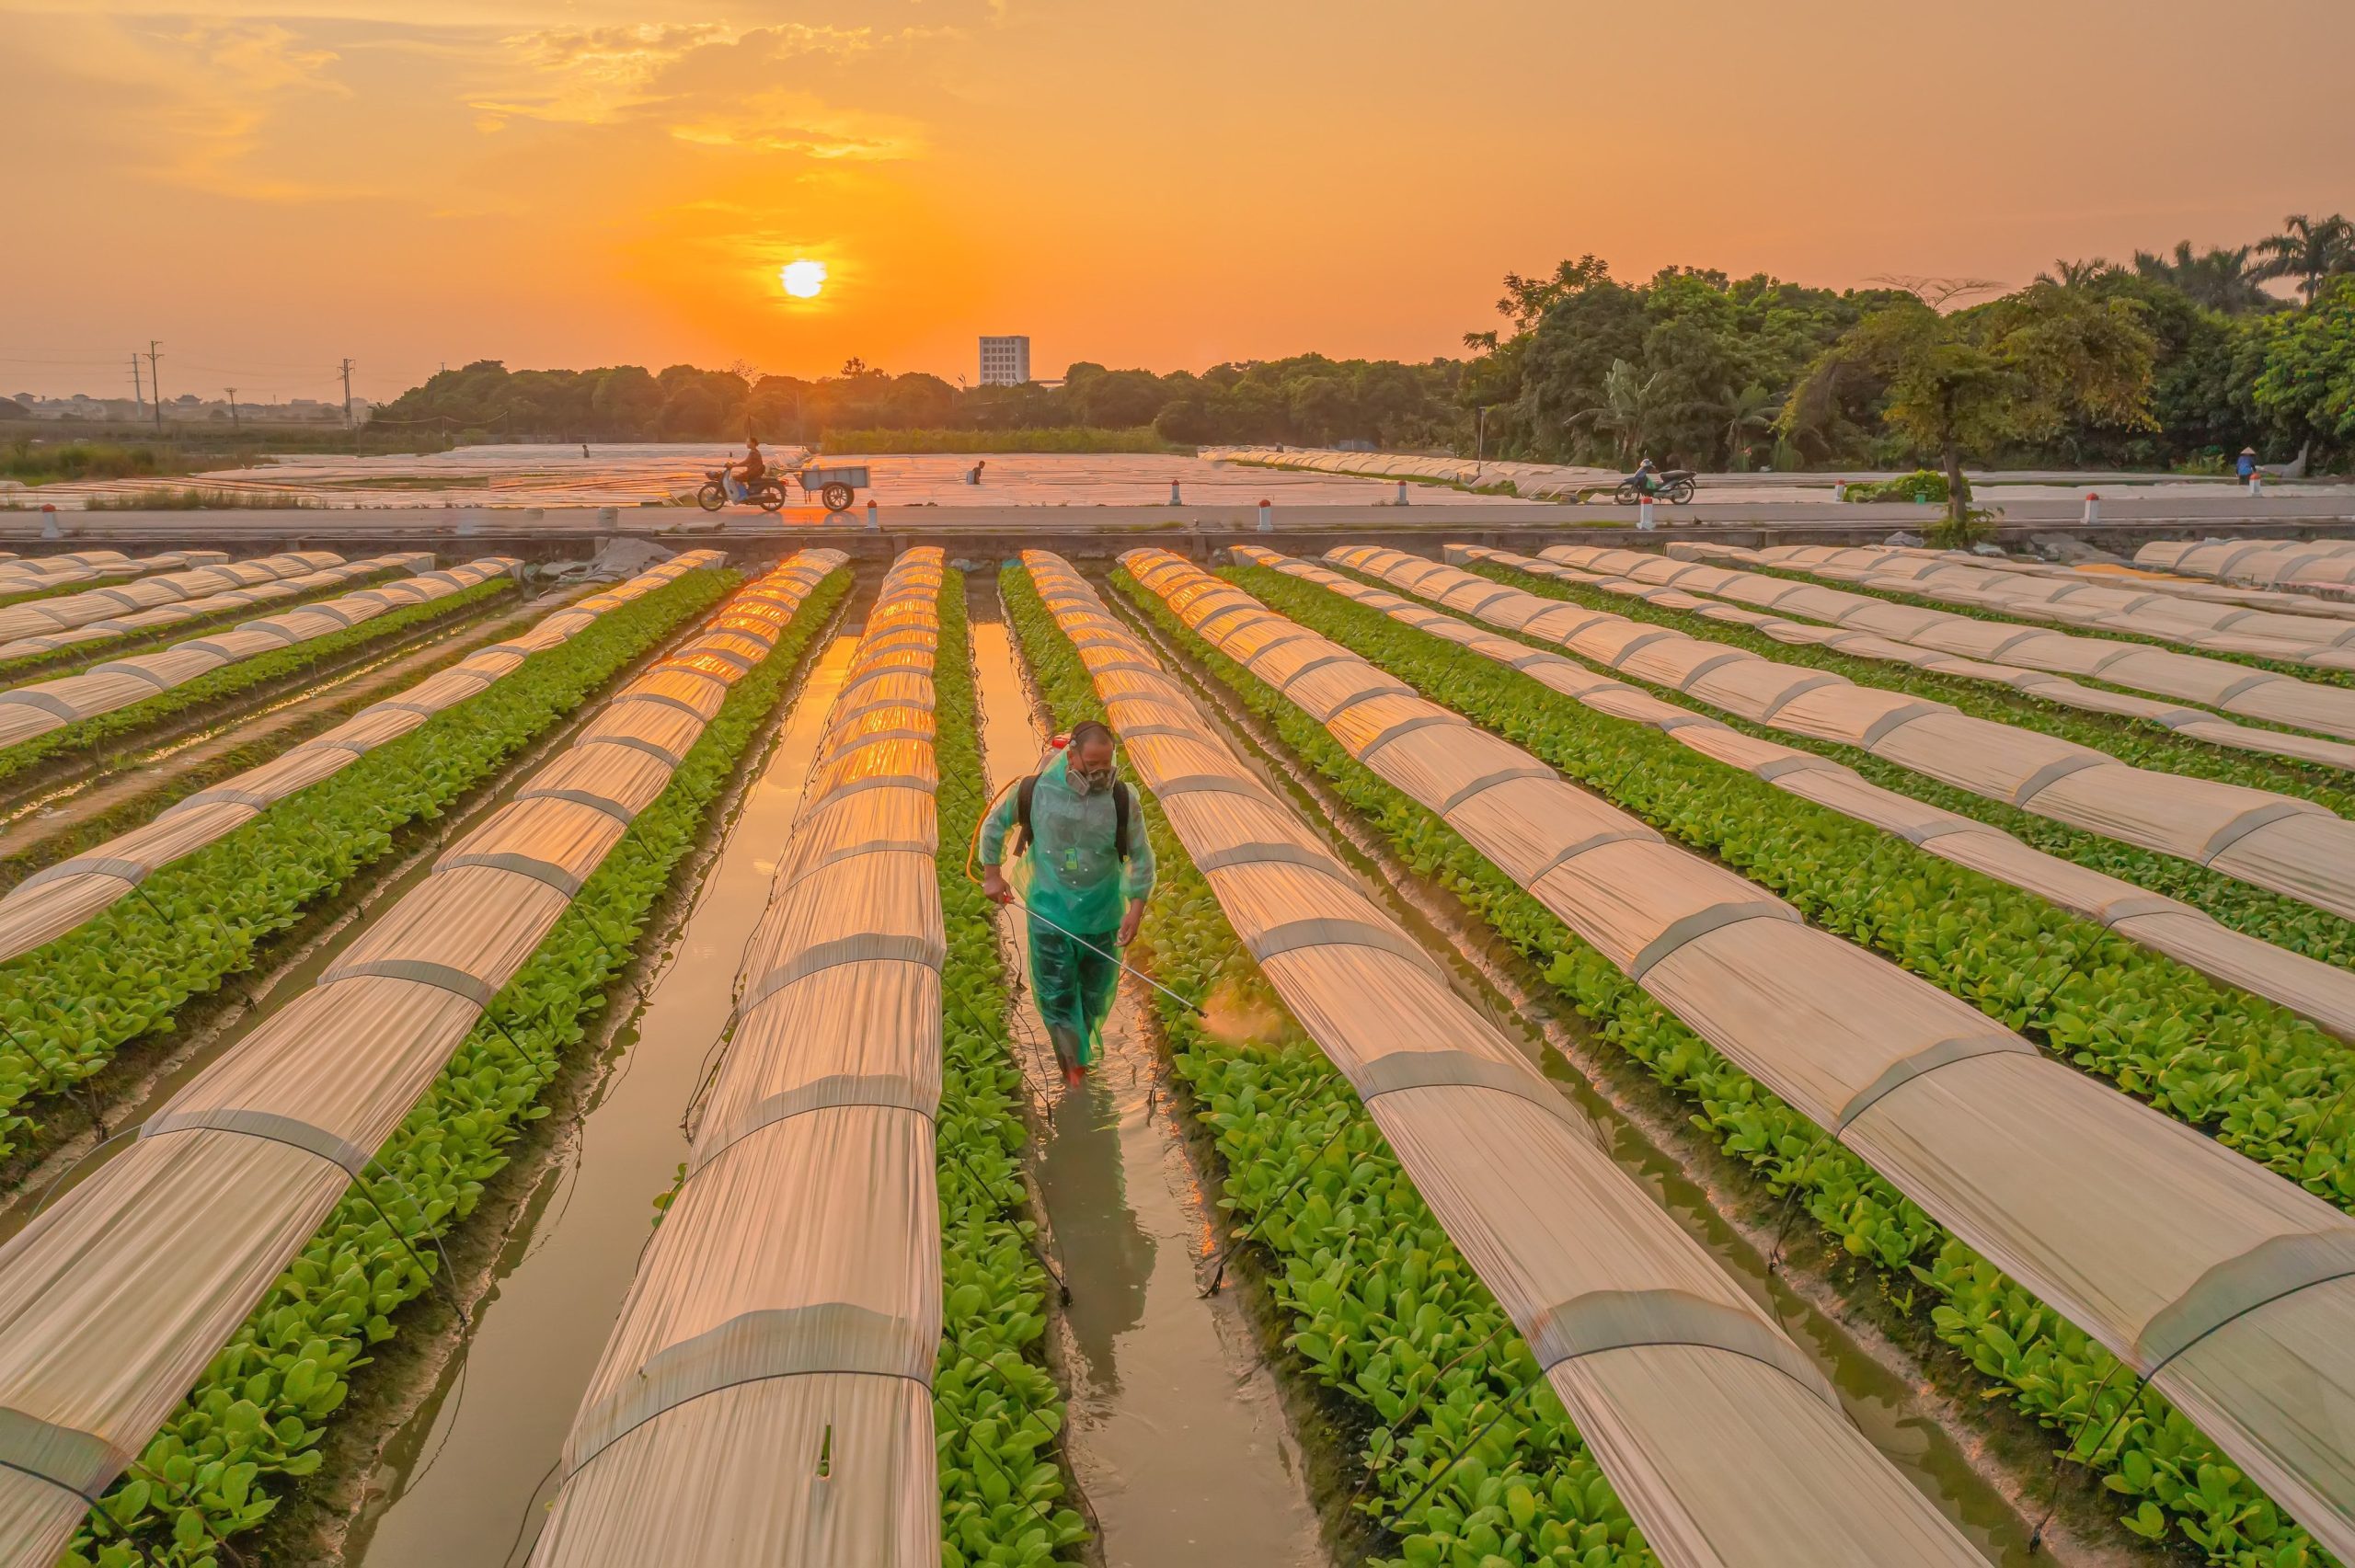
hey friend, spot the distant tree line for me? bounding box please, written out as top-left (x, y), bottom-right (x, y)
top-left (373, 212), bottom-right (2355, 473)
top-left (370, 355), bottom-right (1470, 452)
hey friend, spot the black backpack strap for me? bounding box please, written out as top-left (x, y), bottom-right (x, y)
top-left (1114, 781), bottom-right (1132, 859)
top-left (1010, 773), bottom-right (1038, 855)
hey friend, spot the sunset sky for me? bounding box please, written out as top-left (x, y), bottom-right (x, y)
top-left (5, 0), bottom-right (2351, 402)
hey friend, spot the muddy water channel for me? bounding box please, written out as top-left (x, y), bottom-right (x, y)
top-left (343, 628), bottom-right (863, 1568)
top-left (969, 598), bottom-right (1328, 1568)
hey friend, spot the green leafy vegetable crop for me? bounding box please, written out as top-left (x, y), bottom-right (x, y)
top-left (63, 567), bottom-right (847, 1567)
top-left (933, 577), bottom-right (1087, 1566)
top-left (0, 570), bottom-right (732, 1161)
top-left (1130, 567), bottom-right (2330, 1567)
top-left (1011, 566), bottom-right (1656, 1568)
top-left (0, 577), bottom-right (516, 790)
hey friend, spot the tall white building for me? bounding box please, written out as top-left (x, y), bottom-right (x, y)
top-left (978, 336), bottom-right (1031, 386)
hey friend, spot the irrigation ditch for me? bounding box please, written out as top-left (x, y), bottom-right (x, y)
top-left (37, 557), bottom-right (856, 1563)
top-left (339, 583), bottom-right (867, 1567)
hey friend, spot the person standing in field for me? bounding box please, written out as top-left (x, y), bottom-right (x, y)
top-left (2238, 446), bottom-right (2259, 481)
top-left (978, 720), bottom-right (1155, 1084)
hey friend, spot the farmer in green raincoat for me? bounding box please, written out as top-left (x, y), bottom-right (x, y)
top-left (979, 721), bottom-right (1155, 1084)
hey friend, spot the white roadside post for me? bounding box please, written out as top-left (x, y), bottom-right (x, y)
top-left (1637, 496), bottom-right (1656, 531)
top-left (1396, 479), bottom-right (1409, 506)
top-left (2251, 473), bottom-right (2265, 498)
top-left (2084, 491), bottom-right (2101, 526)
top-left (865, 498), bottom-right (879, 530)
top-left (1257, 498), bottom-right (1274, 533)
top-left (1170, 480), bottom-right (1181, 505)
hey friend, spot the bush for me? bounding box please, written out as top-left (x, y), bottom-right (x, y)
top-left (1842, 468), bottom-right (1950, 503)
top-left (818, 427), bottom-right (1184, 454)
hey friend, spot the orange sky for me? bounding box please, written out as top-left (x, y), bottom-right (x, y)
top-left (5, 0), bottom-right (2352, 402)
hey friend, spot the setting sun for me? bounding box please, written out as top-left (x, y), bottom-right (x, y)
top-left (780, 258), bottom-right (828, 299)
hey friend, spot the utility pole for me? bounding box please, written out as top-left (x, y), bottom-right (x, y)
top-left (130, 353), bottom-right (144, 418)
top-left (339, 358), bottom-right (355, 429)
top-left (145, 341), bottom-right (164, 435)
top-left (225, 388), bottom-right (239, 432)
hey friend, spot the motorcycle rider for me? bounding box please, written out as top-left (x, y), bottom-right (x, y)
top-left (1632, 456), bottom-right (1660, 496)
top-left (725, 438), bottom-right (767, 504)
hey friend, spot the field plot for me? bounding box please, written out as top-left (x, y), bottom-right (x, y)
top-left (0, 551), bottom-right (845, 1565)
top-left (2150, 537), bottom-right (2355, 596)
top-left (1121, 546), bottom-right (2355, 1566)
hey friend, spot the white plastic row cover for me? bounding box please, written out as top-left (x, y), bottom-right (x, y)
top-left (1479, 544), bottom-right (2355, 922)
top-left (1313, 546), bottom-right (2355, 1042)
top-left (1700, 543), bottom-right (2355, 731)
top-left (0, 549), bottom-right (233, 605)
top-left (0, 550), bottom-right (847, 1568)
top-left (0, 550), bottom-right (729, 964)
top-left (1134, 546), bottom-right (2355, 1562)
top-left (2144, 537), bottom-right (2355, 595)
top-left (0, 554), bottom-right (431, 663)
top-left (0, 556), bottom-right (527, 751)
top-left (1537, 544), bottom-right (2355, 773)
top-left (533, 547), bottom-right (946, 1568)
top-left (1040, 552), bottom-right (1987, 1566)
top-left (0, 551), bottom-right (327, 644)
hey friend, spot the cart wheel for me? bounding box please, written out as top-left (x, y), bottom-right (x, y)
top-left (821, 482), bottom-right (855, 512)
top-left (697, 481), bottom-right (727, 511)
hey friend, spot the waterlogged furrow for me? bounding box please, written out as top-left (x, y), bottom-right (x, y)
top-left (60, 567), bottom-right (850, 1566)
top-left (0, 570), bottom-right (736, 1159)
top-left (931, 578), bottom-right (1087, 1566)
top-left (1118, 567), bottom-right (2337, 1568)
top-left (1007, 565), bottom-right (1664, 1568)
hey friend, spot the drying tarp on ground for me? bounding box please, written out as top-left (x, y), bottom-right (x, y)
top-left (0, 556), bottom-right (525, 752)
top-left (2142, 538), bottom-right (2355, 595)
top-left (0, 550), bottom-right (727, 963)
top-left (1129, 545), bottom-right (2355, 1561)
top-left (0, 553), bottom-right (435, 662)
top-left (1407, 544), bottom-right (2355, 924)
top-left (532, 548), bottom-right (946, 1568)
top-left (1032, 552), bottom-right (1986, 1566)
top-left (1296, 545), bottom-right (2355, 1041)
top-left (1525, 544), bottom-right (2355, 773)
top-left (1562, 541), bottom-right (2355, 743)
top-left (0, 550), bottom-right (845, 1568)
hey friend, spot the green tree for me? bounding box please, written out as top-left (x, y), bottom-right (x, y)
top-left (1717, 383), bottom-right (1777, 470)
top-left (2133, 242), bottom-right (2275, 315)
top-left (1787, 284), bottom-right (2157, 529)
top-left (2252, 213), bottom-right (2355, 304)
top-left (1568, 359), bottom-right (1674, 467)
top-left (2252, 275), bottom-right (2355, 460)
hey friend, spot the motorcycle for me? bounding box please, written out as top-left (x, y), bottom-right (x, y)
top-left (695, 467), bottom-right (787, 513)
top-left (1611, 469), bottom-right (1697, 505)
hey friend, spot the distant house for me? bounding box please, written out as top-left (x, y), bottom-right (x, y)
top-left (979, 336), bottom-right (1031, 386)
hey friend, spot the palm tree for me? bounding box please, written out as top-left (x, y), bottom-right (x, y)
top-left (2035, 257), bottom-right (2120, 289)
top-left (2131, 241), bottom-right (2273, 314)
top-left (1568, 359), bottom-right (1671, 468)
top-left (1718, 383), bottom-right (1776, 470)
top-left (2252, 214), bottom-right (2355, 304)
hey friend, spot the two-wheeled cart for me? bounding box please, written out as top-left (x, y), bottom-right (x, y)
top-left (794, 464), bottom-right (869, 513)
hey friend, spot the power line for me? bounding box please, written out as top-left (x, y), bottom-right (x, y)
top-left (145, 341), bottom-right (164, 436)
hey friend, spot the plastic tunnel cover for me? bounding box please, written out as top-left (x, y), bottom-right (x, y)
top-left (1358, 544), bottom-right (2355, 1042)
top-left (0, 550), bottom-right (844, 1568)
top-left (1031, 551), bottom-right (1987, 1567)
top-left (531, 547), bottom-right (946, 1568)
top-left (1143, 545), bottom-right (2355, 1560)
